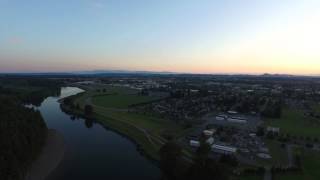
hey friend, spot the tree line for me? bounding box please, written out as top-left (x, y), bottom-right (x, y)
top-left (0, 77), bottom-right (62, 180)
top-left (0, 95), bottom-right (48, 180)
top-left (159, 141), bottom-right (234, 180)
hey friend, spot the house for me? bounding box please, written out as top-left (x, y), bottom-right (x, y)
top-left (190, 140), bottom-right (200, 147)
top-left (203, 130), bottom-right (215, 137)
top-left (216, 116), bottom-right (226, 121)
top-left (206, 137), bottom-right (215, 145)
top-left (267, 126), bottom-right (280, 134)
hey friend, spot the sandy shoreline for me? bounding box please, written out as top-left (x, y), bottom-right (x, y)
top-left (25, 129), bottom-right (65, 180)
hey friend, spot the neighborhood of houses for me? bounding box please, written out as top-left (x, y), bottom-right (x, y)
top-left (187, 110), bottom-right (279, 164)
top-left (72, 75), bottom-right (320, 171)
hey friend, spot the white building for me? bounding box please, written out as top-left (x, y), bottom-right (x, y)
top-left (216, 116), bottom-right (225, 121)
top-left (190, 140), bottom-right (200, 147)
top-left (228, 110), bottom-right (238, 114)
top-left (267, 126), bottom-right (280, 133)
top-left (211, 144), bottom-right (237, 154)
top-left (203, 130), bottom-right (215, 136)
top-left (205, 137), bottom-right (215, 145)
top-left (227, 117), bottom-right (247, 124)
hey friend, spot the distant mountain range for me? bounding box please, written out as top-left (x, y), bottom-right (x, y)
top-left (72, 70), bottom-right (177, 75)
top-left (0, 70), bottom-right (177, 76)
top-left (0, 70), bottom-right (319, 77)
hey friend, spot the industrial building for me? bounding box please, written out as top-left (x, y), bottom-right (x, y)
top-left (211, 144), bottom-right (237, 154)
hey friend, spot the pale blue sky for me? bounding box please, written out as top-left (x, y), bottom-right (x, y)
top-left (0, 0), bottom-right (319, 74)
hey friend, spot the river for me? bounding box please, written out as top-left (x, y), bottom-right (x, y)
top-left (37, 87), bottom-right (160, 180)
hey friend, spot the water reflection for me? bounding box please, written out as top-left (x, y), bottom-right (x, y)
top-left (84, 118), bottom-right (94, 129)
top-left (39, 87), bottom-right (160, 180)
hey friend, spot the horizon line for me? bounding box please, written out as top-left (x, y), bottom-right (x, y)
top-left (0, 69), bottom-right (319, 77)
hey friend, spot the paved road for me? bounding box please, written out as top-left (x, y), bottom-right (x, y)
top-left (287, 144), bottom-right (294, 167)
top-left (264, 167), bottom-right (271, 180)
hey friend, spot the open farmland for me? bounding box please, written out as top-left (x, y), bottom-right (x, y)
top-left (265, 140), bottom-right (289, 166)
top-left (275, 149), bottom-right (320, 180)
top-left (92, 94), bottom-right (156, 109)
top-left (266, 108), bottom-right (320, 138)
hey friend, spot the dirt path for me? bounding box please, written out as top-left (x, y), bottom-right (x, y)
top-left (25, 129), bottom-right (65, 180)
top-left (83, 94), bottom-right (195, 162)
top-left (85, 96), bottom-right (166, 148)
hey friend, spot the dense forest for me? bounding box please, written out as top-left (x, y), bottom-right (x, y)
top-left (0, 77), bottom-right (62, 106)
top-left (0, 77), bottom-right (63, 180)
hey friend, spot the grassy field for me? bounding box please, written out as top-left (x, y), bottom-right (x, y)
top-left (93, 85), bottom-right (139, 94)
top-left (263, 106), bottom-right (320, 179)
top-left (235, 175), bottom-right (263, 180)
top-left (265, 140), bottom-right (289, 166)
top-left (275, 173), bottom-right (304, 180)
top-left (313, 103), bottom-right (320, 114)
top-left (72, 85), bottom-right (188, 159)
top-left (300, 150), bottom-right (320, 180)
top-left (232, 166), bottom-right (264, 180)
top-left (266, 108), bottom-right (320, 138)
top-left (94, 113), bottom-right (161, 159)
top-left (92, 94), bottom-right (156, 108)
top-left (275, 149), bottom-right (320, 180)
top-left (93, 106), bottom-right (184, 136)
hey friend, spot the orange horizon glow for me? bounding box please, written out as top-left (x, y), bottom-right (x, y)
top-left (0, 1), bottom-right (320, 75)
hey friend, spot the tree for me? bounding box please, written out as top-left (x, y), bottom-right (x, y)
top-left (85, 118), bottom-right (93, 128)
top-left (219, 154), bottom-right (238, 167)
top-left (260, 99), bottom-right (282, 118)
top-left (159, 141), bottom-right (182, 180)
top-left (184, 142), bottom-right (229, 180)
top-left (256, 126), bottom-right (265, 137)
top-left (75, 103), bottom-right (80, 110)
top-left (64, 97), bottom-right (73, 106)
top-left (195, 143), bottom-right (211, 167)
top-left (294, 154), bottom-right (302, 168)
top-left (84, 104), bottom-right (93, 116)
top-left (0, 96), bottom-right (47, 180)
top-left (185, 158), bottom-right (229, 180)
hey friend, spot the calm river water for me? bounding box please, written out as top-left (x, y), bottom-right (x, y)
top-left (38, 87), bottom-right (160, 180)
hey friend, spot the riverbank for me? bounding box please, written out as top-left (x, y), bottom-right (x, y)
top-left (60, 101), bottom-right (162, 161)
top-left (60, 85), bottom-right (195, 161)
top-left (25, 129), bottom-right (65, 180)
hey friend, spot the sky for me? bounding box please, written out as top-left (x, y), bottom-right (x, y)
top-left (0, 0), bottom-right (320, 74)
